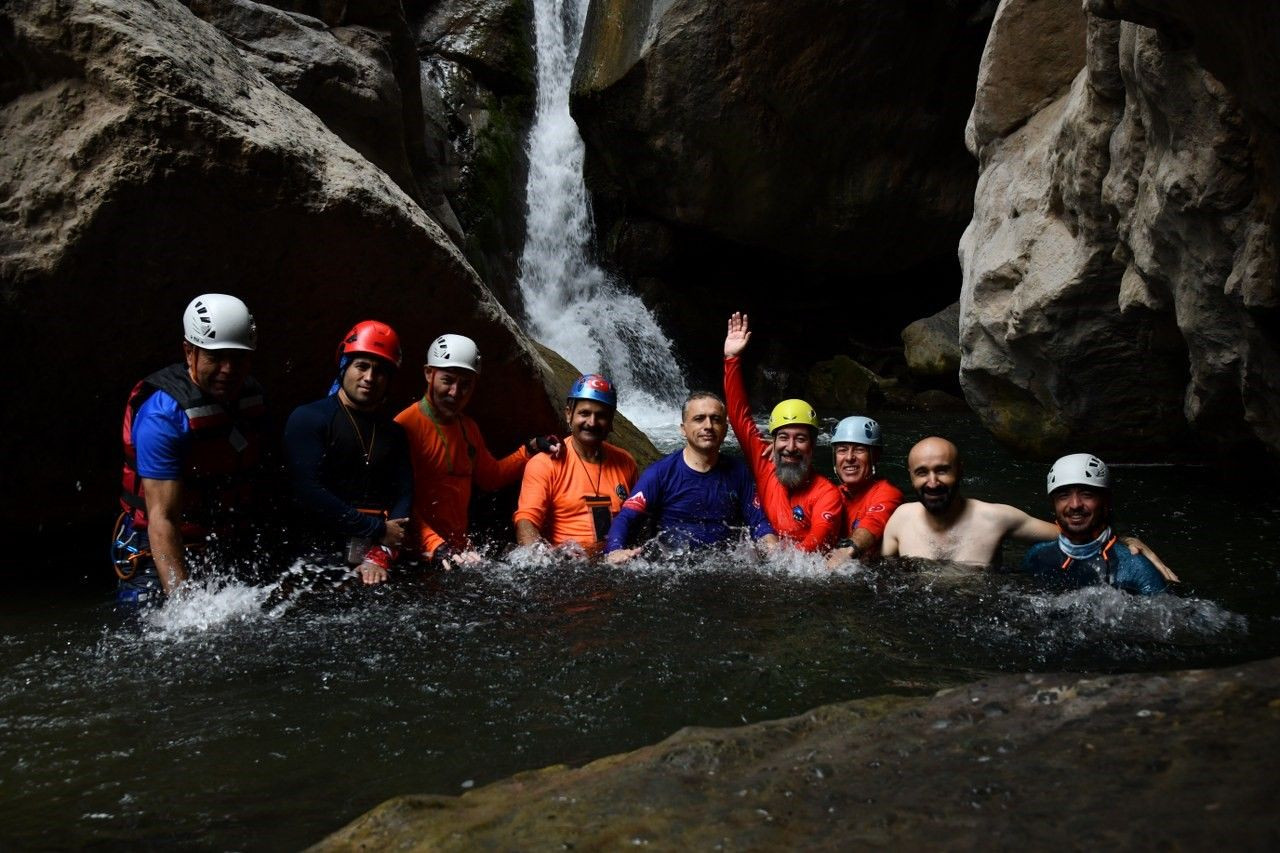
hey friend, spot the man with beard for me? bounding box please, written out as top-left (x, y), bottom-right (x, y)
top-left (514, 373), bottom-right (637, 553)
top-left (882, 437), bottom-right (1178, 578)
top-left (723, 313), bottom-right (843, 552)
top-left (1021, 454), bottom-right (1168, 595)
top-left (880, 436), bottom-right (1050, 565)
top-left (825, 416), bottom-right (903, 566)
top-left (284, 321), bottom-right (412, 584)
top-left (395, 334), bottom-right (561, 569)
top-left (604, 391), bottom-right (776, 562)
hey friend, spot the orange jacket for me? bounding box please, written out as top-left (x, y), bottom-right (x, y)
top-left (394, 398), bottom-right (529, 555)
top-left (724, 357), bottom-right (843, 551)
top-left (514, 438), bottom-right (637, 552)
top-left (840, 477), bottom-right (903, 557)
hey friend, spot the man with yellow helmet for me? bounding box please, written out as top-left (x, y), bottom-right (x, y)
top-left (722, 312), bottom-right (843, 551)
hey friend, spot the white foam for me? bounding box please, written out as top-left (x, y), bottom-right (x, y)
top-left (519, 0), bottom-right (687, 427)
top-left (141, 577), bottom-right (270, 637)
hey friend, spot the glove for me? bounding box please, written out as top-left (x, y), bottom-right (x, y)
top-left (431, 543), bottom-right (456, 570)
top-left (526, 434), bottom-right (564, 459)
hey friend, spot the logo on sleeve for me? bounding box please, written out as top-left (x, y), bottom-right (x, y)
top-left (622, 491), bottom-right (647, 512)
top-left (867, 503), bottom-right (885, 514)
top-left (616, 484), bottom-right (630, 501)
top-left (821, 511), bottom-right (835, 522)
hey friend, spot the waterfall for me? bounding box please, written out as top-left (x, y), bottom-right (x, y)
top-left (518, 0), bottom-right (688, 435)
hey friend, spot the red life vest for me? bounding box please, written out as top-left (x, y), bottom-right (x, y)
top-left (120, 363), bottom-right (266, 537)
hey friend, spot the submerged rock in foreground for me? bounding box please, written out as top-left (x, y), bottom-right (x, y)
top-left (313, 658), bottom-right (1280, 849)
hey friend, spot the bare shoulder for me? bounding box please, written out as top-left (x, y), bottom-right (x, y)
top-left (885, 501), bottom-right (921, 528)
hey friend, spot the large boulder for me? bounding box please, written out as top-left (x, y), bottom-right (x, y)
top-left (569, 0), bottom-right (995, 390)
top-left (312, 657), bottom-right (1280, 849)
top-left (959, 0), bottom-right (1280, 460)
top-left (0, 0), bottom-right (651, 536)
top-left (902, 302), bottom-right (962, 379)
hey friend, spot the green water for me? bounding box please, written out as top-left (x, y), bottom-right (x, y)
top-left (2, 412), bottom-right (1276, 850)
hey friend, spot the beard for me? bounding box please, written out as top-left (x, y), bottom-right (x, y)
top-left (775, 457), bottom-right (810, 490)
top-left (919, 484), bottom-right (956, 516)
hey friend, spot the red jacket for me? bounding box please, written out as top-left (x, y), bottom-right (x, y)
top-left (723, 357), bottom-right (843, 551)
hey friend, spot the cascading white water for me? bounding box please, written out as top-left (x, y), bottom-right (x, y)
top-left (518, 0), bottom-right (687, 436)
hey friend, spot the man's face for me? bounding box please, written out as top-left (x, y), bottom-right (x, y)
top-left (833, 443), bottom-right (877, 488)
top-left (680, 397), bottom-right (727, 453)
top-left (772, 425), bottom-right (813, 490)
top-left (426, 367), bottom-right (476, 419)
top-left (1052, 486), bottom-right (1110, 541)
top-left (566, 399), bottom-right (614, 449)
top-left (185, 343), bottom-right (249, 404)
top-left (341, 356), bottom-right (393, 410)
top-left (908, 440), bottom-right (961, 516)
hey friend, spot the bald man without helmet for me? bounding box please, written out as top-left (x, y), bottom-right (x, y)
top-left (880, 437), bottom-right (1177, 577)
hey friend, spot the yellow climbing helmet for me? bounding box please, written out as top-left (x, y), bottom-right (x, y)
top-left (768, 399), bottom-right (820, 434)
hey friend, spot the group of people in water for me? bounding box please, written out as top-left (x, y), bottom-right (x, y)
top-left (112, 295), bottom-right (1176, 605)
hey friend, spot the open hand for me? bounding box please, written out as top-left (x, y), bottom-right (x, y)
top-left (724, 312), bottom-right (752, 359)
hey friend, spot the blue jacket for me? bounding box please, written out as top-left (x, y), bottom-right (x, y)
top-left (1022, 539), bottom-right (1168, 596)
top-left (606, 450), bottom-right (774, 552)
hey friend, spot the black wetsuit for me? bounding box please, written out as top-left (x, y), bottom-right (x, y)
top-left (283, 396), bottom-right (413, 548)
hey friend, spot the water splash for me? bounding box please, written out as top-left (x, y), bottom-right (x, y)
top-left (519, 0), bottom-right (687, 431)
top-left (140, 577), bottom-right (270, 637)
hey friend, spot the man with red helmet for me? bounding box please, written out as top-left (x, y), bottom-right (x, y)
top-left (395, 333), bottom-right (563, 569)
top-left (114, 294), bottom-right (266, 604)
top-left (283, 321), bottom-right (413, 584)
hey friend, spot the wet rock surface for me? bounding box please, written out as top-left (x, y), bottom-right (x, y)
top-left (313, 656), bottom-right (1280, 850)
top-left (960, 0), bottom-right (1280, 460)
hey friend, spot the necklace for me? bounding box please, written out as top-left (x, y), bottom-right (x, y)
top-left (341, 401), bottom-right (377, 465)
top-left (571, 438), bottom-right (604, 495)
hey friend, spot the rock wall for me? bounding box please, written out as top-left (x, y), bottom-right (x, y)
top-left (570, 0), bottom-right (995, 392)
top-left (0, 0), bottom-right (651, 538)
top-left (960, 0), bottom-right (1280, 459)
top-left (312, 657), bottom-right (1280, 849)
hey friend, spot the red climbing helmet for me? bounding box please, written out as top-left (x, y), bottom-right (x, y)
top-left (337, 320), bottom-right (402, 367)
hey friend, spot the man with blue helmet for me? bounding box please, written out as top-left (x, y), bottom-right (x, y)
top-left (514, 373), bottom-right (637, 553)
top-left (825, 415), bottom-right (903, 565)
top-left (1021, 454), bottom-right (1169, 595)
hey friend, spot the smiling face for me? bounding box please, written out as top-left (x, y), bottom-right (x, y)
top-left (426, 366), bottom-right (476, 421)
top-left (833, 442), bottom-right (877, 488)
top-left (680, 395), bottom-right (728, 453)
top-left (1052, 485), bottom-right (1110, 542)
top-left (907, 437), bottom-right (961, 516)
top-left (184, 343), bottom-right (250, 404)
top-left (772, 425), bottom-right (814, 490)
top-left (566, 399), bottom-right (615, 452)
top-left (340, 356), bottom-right (393, 410)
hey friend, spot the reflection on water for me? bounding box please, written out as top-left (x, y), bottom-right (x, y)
top-left (3, 412), bottom-right (1277, 850)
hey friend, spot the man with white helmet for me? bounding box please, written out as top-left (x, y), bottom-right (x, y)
top-left (825, 415), bottom-right (903, 565)
top-left (113, 294), bottom-right (265, 602)
top-left (395, 334), bottom-right (561, 568)
top-left (514, 373), bottom-right (637, 553)
top-left (723, 312), bottom-right (843, 552)
top-left (1021, 454), bottom-right (1168, 595)
top-left (284, 321), bottom-right (413, 585)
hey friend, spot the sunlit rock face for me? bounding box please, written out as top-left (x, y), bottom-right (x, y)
top-left (960, 0), bottom-right (1280, 460)
top-left (0, 0), bottom-right (650, 529)
top-left (568, 0), bottom-right (995, 388)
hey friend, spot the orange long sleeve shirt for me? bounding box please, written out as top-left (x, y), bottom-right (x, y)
top-left (513, 438), bottom-right (637, 552)
top-left (723, 356), bottom-right (844, 551)
top-left (394, 398), bottom-right (530, 555)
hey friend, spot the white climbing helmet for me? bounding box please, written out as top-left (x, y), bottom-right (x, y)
top-left (426, 333), bottom-right (481, 374)
top-left (1046, 453), bottom-right (1110, 494)
top-left (832, 416), bottom-right (882, 447)
top-left (183, 294), bottom-right (256, 351)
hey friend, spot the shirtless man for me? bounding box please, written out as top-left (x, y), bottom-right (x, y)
top-left (881, 436), bottom-right (1177, 577)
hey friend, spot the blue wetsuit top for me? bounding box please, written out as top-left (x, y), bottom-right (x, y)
top-left (605, 450), bottom-right (774, 552)
top-left (1022, 539), bottom-right (1168, 596)
top-left (132, 391), bottom-right (191, 480)
top-left (284, 396), bottom-right (413, 541)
